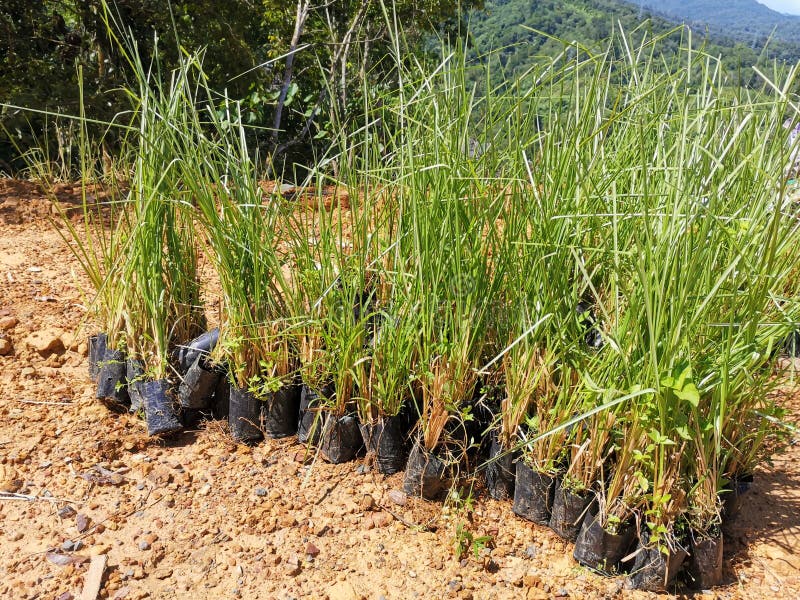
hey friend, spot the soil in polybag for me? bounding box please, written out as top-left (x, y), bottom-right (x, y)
top-left (359, 411), bottom-right (412, 475)
top-left (629, 530), bottom-right (687, 592)
top-left (403, 439), bottom-right (453, 500)
top-left (549, 478), bottom-right (594, 541)
top-left (261, 384), bottom-right (302, 439)
top-left (512, 462), bottom-right (555, 525)
top-left (88, 333), bottom-right (107, 382)
top-left (228, 384), bottom-right (263, 444)
top-left (178, 354), bottom-right (220, 410)
top-left (319, 413), bottom-right (363, 463)
top-left (141, 378), bottom-right (183, 436)
top-left (573, 507), bottom-right (635, 574)
top-left (485, 433), bottom-right (516, 500)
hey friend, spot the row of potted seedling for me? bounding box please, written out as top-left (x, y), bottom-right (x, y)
top-left (56, 28), bottom-right (800, 595)
top-left (86, 318), bottom-right (752, 592)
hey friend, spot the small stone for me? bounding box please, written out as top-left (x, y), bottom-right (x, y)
top-left (24, 328), bottom-right (65, 355)
top-left (387, 489), bottom-right (407, 506)
top-left (0, 464), bottom-right (21, 493)
top-left (523, 574), bottom-right (541, 588)
top-left (153, 567), bottom-right (172, 580)
top-left (279, 515), bottom-right (298, 529)
top-left (293, 450), bottom-right (312, 464)
top-left (524, 545), bottom-right (539, 559)
top-left (198, 484), bottom-right (211, 496)
top-left (284, 556), bottom-right (301, 577)
top-left (355, 465), bottom-right (369, 475)
top-left (7, 531), bottom-right (23, 542)
top-left (371, 512), bottom-right (392, 528)
top-left (555, 589), bottom-right (569, 597)
top-left (409, 570), bottom-right (417, 578)
top-left (255, 487), bottom-right (267, 497)
top-left (0, 316), bottom-right (17, 330)
top-left (55, 593), bottom-right (74, 600)
top-left (58, 505), bottom-right (77, 519)
top-left (138, 541), bottom-right (151, 551)
top-left (90, 543), bottom-right (111, 556)
top-left (305, 542), bottom-right (320, 558)
top-left (359, 494), bottom-right (375, 512)
top-left (76, 514), bottom-right (90, 533)
top-left (0, 338), bottom-right (11, 355)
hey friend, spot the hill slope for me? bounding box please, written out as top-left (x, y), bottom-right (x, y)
top-left (634, 0), bottom-right (800, 43)
top-left (467, 0), bottom-right (800, 78)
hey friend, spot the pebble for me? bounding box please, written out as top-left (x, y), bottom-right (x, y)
top-left (76, 514), bottom-right (90, 533)
top-left (0, 338), bottom-right (11, 355)
top-left (279, 515), bottom-right (298, 529)
top-left (138, 541), bottom-right (151, 551)
top-left (255, 487), bottom-right (267, 497)
top-left (0, 316), bottom-right (17, 330)
top-left (153, 567), bottom-right (173, 579)
top-left (58, 505), bottom-right (77, 519)
top-left (0, 464), bottom-right (21, 493)
top-left (61, 540), bottom-right (83, 552)
top-left (359, 494), bottom-right (375, 512)
top-left (284, 558), bottom-right (301, 577)
top-left (24, 328), bottom-right (65, 355)
top-left (386, 489), bottom-right (407, 506)
top-left (305, 542), bottom-right (320, 558)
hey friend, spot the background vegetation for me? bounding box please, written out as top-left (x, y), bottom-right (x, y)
top-left (2, 0), bottom-right (800, 177)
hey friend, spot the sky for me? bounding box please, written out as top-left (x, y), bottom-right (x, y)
top-left (758, 1), bottom-right (800, 15)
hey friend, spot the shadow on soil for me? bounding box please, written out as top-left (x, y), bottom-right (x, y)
top-left (723, 449), bottom-right (800, 579)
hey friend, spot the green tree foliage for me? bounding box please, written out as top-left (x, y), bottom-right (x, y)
top-left (0, 0), bottom-right (480, 175)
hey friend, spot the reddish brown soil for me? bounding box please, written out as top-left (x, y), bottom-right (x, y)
top-left (1, 179), bottom-right (798, 600)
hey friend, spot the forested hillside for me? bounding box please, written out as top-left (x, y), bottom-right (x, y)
top-left (635, 0), bottom-right (800, 44)
top-left (467, 0), bottom-right (800, 80)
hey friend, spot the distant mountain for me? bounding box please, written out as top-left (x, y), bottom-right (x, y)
top-left (633, 0), bottom-right (800, 44)
top-left (467, 0), bottom-right (800, 80)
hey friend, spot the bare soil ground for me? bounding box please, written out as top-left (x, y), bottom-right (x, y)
top-left (1, 179), bottom-right (798, 600)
